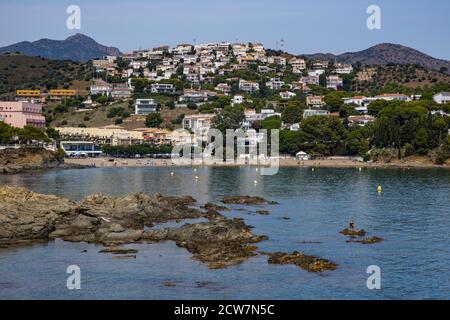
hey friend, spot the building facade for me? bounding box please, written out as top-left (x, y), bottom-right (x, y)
top-left (0, 102), bottom-right (46, 128)
top-left (135, 99), bottom-right (158, 115)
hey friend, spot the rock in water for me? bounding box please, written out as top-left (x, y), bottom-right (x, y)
top-left (0, 186), bottom-right (269, 269)
top-left (0, 186), bottom-right (77, 242)
top-left (339, 228), bottom-right (366, 237)
top-left (222, 196), bottom-right (278, 205)
top-left (267, 251), bottom-right (337, 272)
top-left (99, 247), bottom-right (139, 254)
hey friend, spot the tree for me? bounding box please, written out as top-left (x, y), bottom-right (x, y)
top-left (367, 100), bottom-right (390, 117)
top-left (212, 106), bottom-right (244, 134)
top-left (187, 102), bottom-right (198, 110)
top-left (46, 128), bottom-right (60, 141)
top-left (371, 104), bottom-right (429, 157)
top-left (0, 122), bottom-right (16, 144)
top-left (261, 115), bottom-right (282, 130)
top-left (324, 91), bottom-right (347, 112)
top-left (436, 136), bottom-right (450, 164)
top-left (279, 129), bottom-right (301, 155)
top-left (167, 101), bottom-right (176, 110)
top-left (346, 127), bottom-right (370, 156)
top-left (17, 126), bottom-right (50, 144)
top-left (298, 116), bottom-right (348, 156)
top-left (282, 103), bottom-right (303, 125)
top-left (95, 95), bottom-right (109, 106)
top-left (145, 113), bottom-right (163, 128)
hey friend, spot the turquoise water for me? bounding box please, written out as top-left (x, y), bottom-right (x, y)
top-left (0, 167), bottom-right (449, 299)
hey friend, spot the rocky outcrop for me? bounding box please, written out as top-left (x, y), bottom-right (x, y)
top-left (267, 251), bottom-right (338, 272)
top-left (339, 228), bottom-right (366, 237)
top-left (0, 147), bottom-right (87, 174)
top-left (222, 196), bottom-right (278, 205)
top-left (0, 186), bottom-right (268, 269)
top-left (347, 236), bottom-right (384, 244)
top-left (0, 186), bottom-right (77, 242)
top-left (99, 247), bottom-right (139, 254)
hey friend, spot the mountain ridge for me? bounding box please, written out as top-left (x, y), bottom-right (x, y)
top-left (0, 34), bottom-right (121, 62)
top-left (302, 43), bottom-right (450, 73)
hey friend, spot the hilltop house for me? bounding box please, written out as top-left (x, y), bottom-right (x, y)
top-left (303, 109), bottom-right (330, 118)
top-left (335, 63), bottom-right (353, 74)
top-left (266, 78), bottom-right (285, 90)
top-left (150, 83), bottom-right (176, 94)
top-left (135, 99), bottom-right (158, 115)
top-left (239, 80), bottom-right (260, 93)
top-left (306, 95), bottom-right (325, 108)
top-left (327, 75), bottom-right (343, 90)
top-left (433, 92), bottom-right (450, 104)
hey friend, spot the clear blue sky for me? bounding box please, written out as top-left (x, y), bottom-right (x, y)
top-left (1, 0), bottom-right (449, 59)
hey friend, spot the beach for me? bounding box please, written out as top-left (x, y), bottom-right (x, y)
top-left (65, 156), bottom-right (450, 169)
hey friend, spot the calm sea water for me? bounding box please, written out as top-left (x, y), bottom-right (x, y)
top-left (0, 167), bottom-right (449, 300)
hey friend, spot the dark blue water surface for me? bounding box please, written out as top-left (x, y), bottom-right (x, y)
top-left (0, 167), bottom-right (449, 299)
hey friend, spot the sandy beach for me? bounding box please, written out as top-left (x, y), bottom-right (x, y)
top-left (65, 157), bottom-right (450, 169)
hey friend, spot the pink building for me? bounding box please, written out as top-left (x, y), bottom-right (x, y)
top-left (0, 102), bottom-right (46, 128)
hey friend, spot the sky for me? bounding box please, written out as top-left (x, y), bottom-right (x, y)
top-left (1, 0), bottom-right (449, 59)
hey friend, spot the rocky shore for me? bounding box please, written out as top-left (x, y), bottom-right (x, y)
top-left (0, 148), bottom-right (89, 174)
top-left (0, 186), bottom-right (341, 272)
top-left (0, 187), bottom-right (269, 269)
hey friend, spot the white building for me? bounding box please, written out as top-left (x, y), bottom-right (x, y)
top-left (232, 95), bottom-right (245, 106)
top-left (151, 83), bottom-right (176, 94)
top-left (348, 115), bottom-right (375, 127)
top-left (90, 85), bottom-right (112, 96)
top-left (60, 141), bottom-right (103, 158)
top-left (303, 109), bottom-right (330, 118)
top-left (239, 80), bottom-right (260, 93)
top-left (335, 63), bottom-right (353, 74)
top-left (182, 114), bottom-right (214, 135)
top-left (135, 99), bottom-right (158, 115)
top-left (374, 93), bottom-right (411, 102)
top-left (301, 75), bottom-right (320, 86)
top-left (266, 78), bottom-right (285, 90)
top-left (268, 56), bottom-right (286, 66)
top-left (280, 91), bottom-right (296, 99)
top-left (326, 75), bottom-right (343, 90)
top-left (433, 92), bottom-right (450, 104)
top-left (308, 69), bottom-right (325, 77)
top-left (289, 58), bottom-right (306, 73)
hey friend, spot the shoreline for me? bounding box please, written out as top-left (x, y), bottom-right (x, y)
top-left (64, 157), bottom-right (450, 170)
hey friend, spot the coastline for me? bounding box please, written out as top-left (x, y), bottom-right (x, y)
top-left (64, 157), bottom-right (450, 169)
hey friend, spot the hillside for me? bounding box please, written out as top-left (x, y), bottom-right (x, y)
top-left (352, 64), bottom-right (450, 92)
top-left (304, 43), bottom-right (450, 73)
top-left (0, 34), bottom-right (122, 62)
top-left (0, 54), bottom-right (92, 95)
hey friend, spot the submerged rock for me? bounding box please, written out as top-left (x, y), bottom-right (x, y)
top-left (99, 247), bottom-right (139, 254)
top-left (112, 255), bottom-right (136, 259)
top-left (347, 236), bottom-right (384, 244)
top-left (201, 203), bottom-right (230, 211)
top-left (222, 196), bottom-right (278, 205)
top-left (339, 228), bottom-right (366, 237)
top-left (267, 251), bottom-right (337, 272)
top-left (256, 210), bottom-right (270, 215)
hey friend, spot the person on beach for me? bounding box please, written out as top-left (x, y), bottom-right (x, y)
top-left (349, 219), bottom-right (355, 230)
